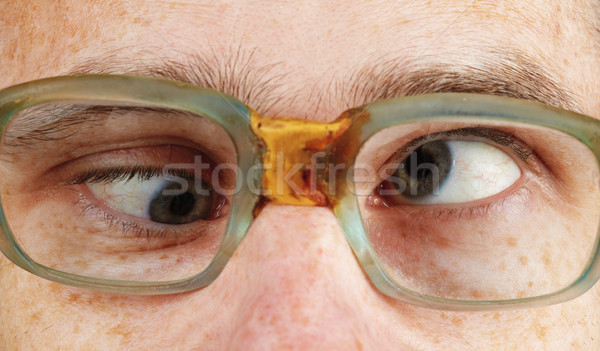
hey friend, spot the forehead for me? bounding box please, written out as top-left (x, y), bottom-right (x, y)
top-left (1, 0), bottom-right (600, 118)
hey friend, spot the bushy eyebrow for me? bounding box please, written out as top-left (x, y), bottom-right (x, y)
top-left (2, 45), bottom-right (582, 148)
top-left (67, 48), bottom-right (289, 117)
top-left (335, 47), bottom-right (580, 113)
top-left (68, 46), bottom-right (580, 115)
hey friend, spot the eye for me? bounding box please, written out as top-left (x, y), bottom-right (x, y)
top-left (87, 175), bottom-right (225, 225)
top-left (353, 121), bottom-right (600, 302)
top-left (0, 102), bottom-right (240, 282)
top-left (377, 139), bottom-right (521, 205)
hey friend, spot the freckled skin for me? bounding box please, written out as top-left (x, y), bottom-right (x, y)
top-left (1, 1), bottom-right (600, 350)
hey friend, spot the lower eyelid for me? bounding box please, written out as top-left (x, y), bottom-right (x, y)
top-left (76, 189), bottom-right (169, 238)
top-left (76, 185), bottom-right (227, 248)
top-left (367, 181), bottom-right (533, 223)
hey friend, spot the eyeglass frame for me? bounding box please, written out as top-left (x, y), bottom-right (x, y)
top-left (0, 74), bottom-right (599, 311)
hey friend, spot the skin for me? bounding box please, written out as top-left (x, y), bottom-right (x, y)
top-left (1, 0), bottom-right (600, 350)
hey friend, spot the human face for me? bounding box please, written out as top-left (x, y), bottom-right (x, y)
top-left (1, 1), bottom-right (600, 350)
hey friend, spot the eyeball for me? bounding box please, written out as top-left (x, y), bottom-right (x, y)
top-left (379, 140), bottom-right (521, 204)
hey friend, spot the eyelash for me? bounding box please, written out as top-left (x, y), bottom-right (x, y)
top-left (70, 127), bottom-right (535, 234)
top-left (70, 165), bottom-right (197, 185)
top-left (71, 166), bottom-right (216, 240)
top-left (368, 127), bottom-right (539, 217)
top-left (389, 127), bottom-right (534, 167)
top-left (76, 193), bottom-right (171, 239)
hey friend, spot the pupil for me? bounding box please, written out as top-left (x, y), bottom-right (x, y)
top-left (169, 192), bottom-right (195, 216)
top-left (398, 140), bottom-right (453, 197)
top-left (405, 144), bottom-right (437, 182)
top-left (149, 179), bottom-right (215, 224)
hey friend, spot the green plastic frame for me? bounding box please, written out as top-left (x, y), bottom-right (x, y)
top-left (0, 74), bottom-right (599, 311)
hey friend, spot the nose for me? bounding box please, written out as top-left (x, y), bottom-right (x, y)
top-left (214, 204), bottom-right (379, 350)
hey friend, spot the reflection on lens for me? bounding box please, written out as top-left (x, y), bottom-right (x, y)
top-left (355, 120), bottom-right (600, 301)
top-left (0, 103), bottom-right (237, 282)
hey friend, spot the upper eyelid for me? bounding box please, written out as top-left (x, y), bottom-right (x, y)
top-left (4, 105), bottom-right (201, 148)
top-left (387, 127), bottom-right (534, 165)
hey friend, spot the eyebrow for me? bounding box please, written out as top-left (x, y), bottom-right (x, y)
top-left (338, 47), bottom-right (579, 113)
top-left (67, 48), bottom-right (289, 116)
top-left (3, 45), bottom-right (581, 148)
top-left (66, 46), bottom-right (580, 115)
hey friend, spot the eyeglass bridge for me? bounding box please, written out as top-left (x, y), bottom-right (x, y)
top-left (250, 111), bottom-right (352, 206)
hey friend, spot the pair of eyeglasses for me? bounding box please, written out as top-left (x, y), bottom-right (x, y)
top-left (0, 74), bottom-right (599, 311)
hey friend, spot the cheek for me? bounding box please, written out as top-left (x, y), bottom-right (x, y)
top-left (451, 289), bottom-right (600, 349)
top-left (363, 178), bottom-right (598, 301)
top-left (0, 259), bottom-right (183, 350)
top-left (372, 282), bottom-right (600, 350)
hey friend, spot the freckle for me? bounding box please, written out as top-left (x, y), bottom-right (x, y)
top-left (355, 337), bottom-right (364, 350)
top-left (451, 316), bottom-right (464, 326)
top-left (498, 262), bottom-right (506, 271)
top-left (87, 295), bottom-right (102, 308)
top-left (506, 237), bottom-right (517, 247)
top-left (29, 311), bottom-right (41, 322)
top-left (528, 281), bottom-right (534, 288)
top-left (519, 256), bottom-right (528, 265)
top-left (160, 254), bottom-right (168, 260)
top-left (554, 23), bottom-right (561, 36)
top-left (68, 293), bottom-right (82, 304)
top-left (362, 292), bottom-right (368, 303)
top-left (118, 255), bottom-right (127, 261)
top-left (470, 290), bottom-right (482, 299)
top-left (48, 283), bottom-right (60, 295)
top-left (542, 255), bottom-right (551, 266)
top-left (269, 315), bottom-right (278, 327)
top-left (535, 324), bottom-right (548, 339)
top-left (108, 324), bottom-right (133, 338)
